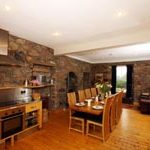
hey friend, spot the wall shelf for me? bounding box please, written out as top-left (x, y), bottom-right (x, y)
top-left (0, 84), bottom-right (54, 90)
top-left (24, 84), bottom-right (54, 89)
top-left (32, 62), bottom-right (56, 67)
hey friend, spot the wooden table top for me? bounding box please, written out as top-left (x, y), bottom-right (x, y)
top-left (70, 101), bottom-right (103, 115)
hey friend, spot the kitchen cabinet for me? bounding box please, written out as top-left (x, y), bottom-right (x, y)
top-left (0, 101), bottom-right (42, 147)
top-left (25, 101), bottom-right (42, 129)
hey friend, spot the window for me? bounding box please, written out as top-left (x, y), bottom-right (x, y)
top-left (116, 66), bottom-right (127, 93)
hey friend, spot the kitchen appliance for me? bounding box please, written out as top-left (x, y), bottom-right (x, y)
top-left (0, 88), bottom-right (32, 108)
top-left (0, 88), bottom-right (31, 139)
top-left (0, 28), bottom-right (8, 55)
top-left (36, 75), bottom-right (47, 85)
top-left (0, 106), bottom-right (25, 139)
top-left (0, 29), bottom-right (23, 66)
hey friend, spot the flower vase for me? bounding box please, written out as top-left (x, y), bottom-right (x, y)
top-left (101, 93), bottom-right (105, 100)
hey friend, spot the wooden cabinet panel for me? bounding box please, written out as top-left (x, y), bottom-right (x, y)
top-left (25, 101), bottom-right (41, 113)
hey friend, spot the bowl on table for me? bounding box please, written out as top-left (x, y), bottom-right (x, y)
top-left (92, 105), bottom-right (103, 110)
top-left (75, 102), bottom-right (86, 107)
top-left (100, 101), bottom-right (105, 105)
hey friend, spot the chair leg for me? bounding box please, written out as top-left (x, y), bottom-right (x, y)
top-left (86, 121), bottom-right (89, 136)
top-left (69, 110), bottom-right (72, 132)
top-left (69, 117), bottom-right (71, 132)
top-left (82, 120), bottom-right (84, 135)
top-left (102, 126), bottom-right (105, 142)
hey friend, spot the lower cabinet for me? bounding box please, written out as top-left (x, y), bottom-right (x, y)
top-left (25, 101), bottom-right (42, 129)
top-left (0, 101), bottom-right (42, 147)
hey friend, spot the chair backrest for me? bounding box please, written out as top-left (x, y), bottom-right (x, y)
top-left (67, 92), bottom-right (77, 107)
top-left (118, 91), bottom-right (123, 119)
top-left (84, 88), bottom-right (92, 99)
top-left (110, 94), bottom-right (116, 131)
top-left (115, 91), bottom-right (123, 124)
top-left (102, 96), bottom-right (113, 141)
top-left (91, 88), bottom-right (97, 97)
top-left (78, 90), bottom-right (86, 102)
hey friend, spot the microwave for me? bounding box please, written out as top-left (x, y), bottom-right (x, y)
top-left (36, 75), bottom-right (47, 85)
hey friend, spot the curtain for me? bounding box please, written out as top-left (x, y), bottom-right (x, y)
top-left (111, 65), bottom-right (116, 94)
top-left (126, 65), bottom-right (133, 98)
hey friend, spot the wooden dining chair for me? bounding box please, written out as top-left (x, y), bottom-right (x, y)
top-left (78, 90), bottom-right (86, 102)
top-left (115, 91), bottom-right (123, 124)
top-left (86, 96), bottom-right (112, 142)
top-left (84, 88), bottom-right (92, 99)
top-left (67, 92), bottom-right (85, 134)
top-left (118, 91), bottom-right (123, 122)
top-left (110, 94), bottom-right (116, 132)
top-left (91, 87), bottom-right (97, 97)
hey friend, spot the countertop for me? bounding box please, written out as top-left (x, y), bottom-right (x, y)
top-left (0, 100), bottom-right (41, 111)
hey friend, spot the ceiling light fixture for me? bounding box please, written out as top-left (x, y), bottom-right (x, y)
top-left (4, 5), bottom-right (11, 11)
top-left (52, 32), bottom-right (61, 36)
top-left (116, 10), bottom-right (127, 18)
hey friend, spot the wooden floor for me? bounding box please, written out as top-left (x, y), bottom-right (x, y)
top-left (7, 108), bottom-right (150, 150)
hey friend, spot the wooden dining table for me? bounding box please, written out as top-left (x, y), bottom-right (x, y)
top-left (70, 101), bottom-right (104, 116)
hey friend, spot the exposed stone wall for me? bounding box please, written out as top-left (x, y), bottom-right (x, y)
top-left (91, 64), bottom-right (112, 84)
top-left (55, 56), bottom-right (91, 107)
top-left (91, 61), bottom-right (150, 100)
top-left (1, 34), bottom-right (149, 106)
top-left (0, 34), bottom-right (57, 108)
top-left (134, 61), bottom-right (150, 99)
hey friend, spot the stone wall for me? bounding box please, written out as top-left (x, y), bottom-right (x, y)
top-left (91, 64), bottom-right (112, 84)
top-left (1, 34), bottom-right (149, 107)
top-left (0, 34), bottom-right (57, 108)
top-left (91, 60), bottom-right (150, 100)
top-left (55, 56), bottom-right (91, 107)
top-left (134, 61), bottom-right (150, 99)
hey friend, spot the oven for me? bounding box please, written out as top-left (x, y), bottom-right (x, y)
top-left (0, 106), bottom-right (25, 139)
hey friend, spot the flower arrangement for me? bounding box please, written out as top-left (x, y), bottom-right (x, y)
top-left (95, 80), bottom-right (112, 97)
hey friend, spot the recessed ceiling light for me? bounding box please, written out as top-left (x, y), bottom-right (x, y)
top-left (4, 5), bottom-right (11, 11)
top-left (52, 32), bottom-right (61, 36)
top-left (115, 10), bottom-right (127, 18)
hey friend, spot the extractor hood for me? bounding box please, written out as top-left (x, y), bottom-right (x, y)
top-left (0, 29), bottom-right (23, 67)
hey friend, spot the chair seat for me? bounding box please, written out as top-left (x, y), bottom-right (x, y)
top-left (86, 114), bottom-right (103, 123)
top-left (72, 112), bottom-right (87, 118)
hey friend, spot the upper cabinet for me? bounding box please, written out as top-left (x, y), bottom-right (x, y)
top-left (0, 29), bottom-right (8, 55)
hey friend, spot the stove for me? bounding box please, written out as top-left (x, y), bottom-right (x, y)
top-left (0, 88), bottom-right (32, 108)
top-left (0, 88), bottom-right (30, 139)
top-left (0, 101), bottom-right (17, 107)
top-left (0, 105), bottom-right (25, 139)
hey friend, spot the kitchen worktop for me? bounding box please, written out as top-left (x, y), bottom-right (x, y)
top-left (0, 100), bottom-right (41, 111)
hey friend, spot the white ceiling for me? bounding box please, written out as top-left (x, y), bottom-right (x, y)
top-left (66, 42), bottom-right (150, 63)
top-left (0, 0), bottom-right (150, 60)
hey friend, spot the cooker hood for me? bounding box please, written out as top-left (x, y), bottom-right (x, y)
top-left (0, 55), bottom-right (23, 66)
top-left (0, 29), bottom-right (23, 67)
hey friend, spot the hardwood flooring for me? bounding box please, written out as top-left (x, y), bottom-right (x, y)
top-left (6, 108), bottom-right (150, 150)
